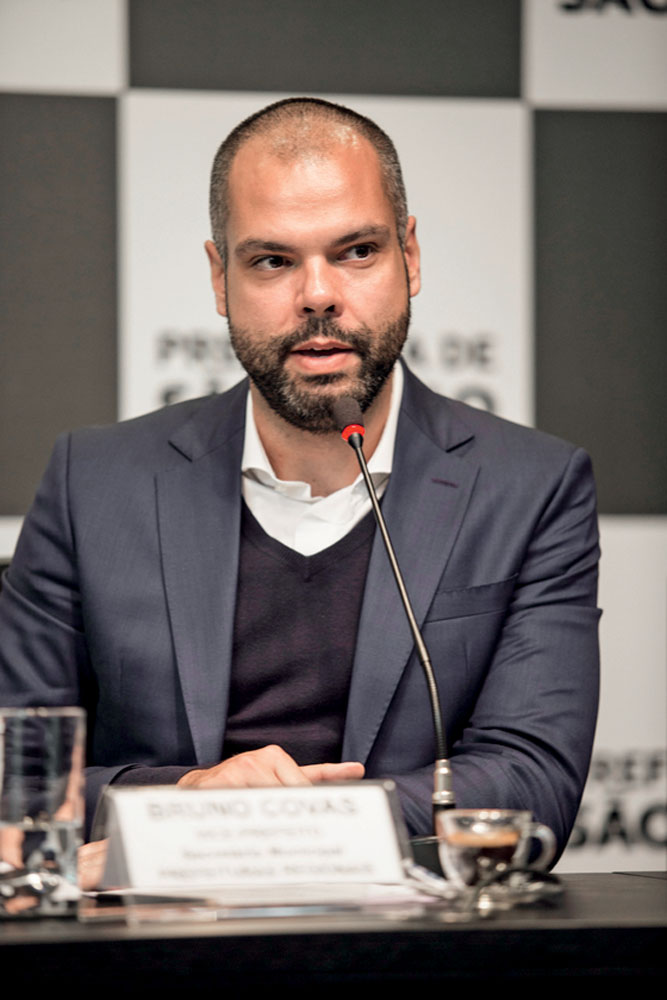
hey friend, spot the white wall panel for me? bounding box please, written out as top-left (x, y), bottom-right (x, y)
top-left (557, 516), bottom-right (667, 871)
top-left (0, 0), bottom-right (126, 95)
top-left (525, 0), bottom-right (667, 109)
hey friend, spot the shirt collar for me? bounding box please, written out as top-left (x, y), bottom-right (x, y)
top-left (241, 361), bottom-right (404, 498)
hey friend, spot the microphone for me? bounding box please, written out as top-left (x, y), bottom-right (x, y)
top-left (332, 396), bottom-right (456, 828)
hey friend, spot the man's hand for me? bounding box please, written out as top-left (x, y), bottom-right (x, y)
top-left (0, 826), bottom-right (24, 870)
top-left (78, 838), bottom-right (110, 891)
top-left (177, 745), bottom-right (364, 789)
top-left (76, 748), bottom-right (363, 890)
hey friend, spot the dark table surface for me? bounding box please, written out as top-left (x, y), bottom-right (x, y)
top-left (1, 872), bottom-right (665, 992)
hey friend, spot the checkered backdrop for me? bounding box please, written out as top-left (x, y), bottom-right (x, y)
top-left (1, 0), bottom-right (665, 871)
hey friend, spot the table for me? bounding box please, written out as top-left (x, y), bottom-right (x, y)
top-left (1, 873), bottom-right (664, 992)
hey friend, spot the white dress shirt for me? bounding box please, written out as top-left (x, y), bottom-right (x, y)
top-left (241, 363), bottom-right (404, 555)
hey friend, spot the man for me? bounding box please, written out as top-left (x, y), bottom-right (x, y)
top-left (0, 98), bottom-right (600, 857)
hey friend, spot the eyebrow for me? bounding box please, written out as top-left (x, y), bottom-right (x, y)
top-left (233, 224), bottom-right (392, 261)
top-left (332, 225), bottom-right (391, 247)
top-left (234, 238), bottom-right (294, 260)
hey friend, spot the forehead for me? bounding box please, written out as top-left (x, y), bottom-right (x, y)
top-left (225, 133), bottom-right (394, 242)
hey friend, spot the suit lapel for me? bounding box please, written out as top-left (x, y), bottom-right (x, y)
top-left (343, 369), bottom-right (479, 764)
top-left (157, 383), bottom-right (247, 766)
top-left (154, 370), bottom-right (477, 768)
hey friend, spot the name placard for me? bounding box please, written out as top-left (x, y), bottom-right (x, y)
top-left (101, 781), bottom-right (408, 890)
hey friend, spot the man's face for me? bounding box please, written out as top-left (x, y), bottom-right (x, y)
top-left (206, 132), bottom-right (420, 432)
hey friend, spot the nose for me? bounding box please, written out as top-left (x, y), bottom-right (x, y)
top-left (297, 259), bottom-right (342, 318)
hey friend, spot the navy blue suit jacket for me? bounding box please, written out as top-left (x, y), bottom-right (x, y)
top-left (0, 366), bottom-right (600, 853)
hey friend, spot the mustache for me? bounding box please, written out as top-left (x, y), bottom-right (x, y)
top-left (276, 318), bottom-right (370, 362)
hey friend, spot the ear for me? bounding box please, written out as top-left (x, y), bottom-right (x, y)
top-left (403, 216), bottom-right (421, 298)
top-left (204, 240), bottom-right (227, 317)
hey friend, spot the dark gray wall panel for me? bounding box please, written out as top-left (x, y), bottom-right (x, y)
top-left (0, 95), bottom-right (117, 515)
top-left (535, 111), bottom-right (667, 516)
top-left (129, 0), bottom-right (520, 97)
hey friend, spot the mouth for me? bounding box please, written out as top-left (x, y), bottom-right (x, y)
top-left (288, 339), bottom-right (357, 373)
top-left (291, 338), bottom-right (355, 355)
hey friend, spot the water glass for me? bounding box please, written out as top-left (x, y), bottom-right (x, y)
top-left (0, 707), bottom-right (85, 917)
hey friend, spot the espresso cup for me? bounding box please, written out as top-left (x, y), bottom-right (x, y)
top-left (435, 808), bottom-right (556, 889)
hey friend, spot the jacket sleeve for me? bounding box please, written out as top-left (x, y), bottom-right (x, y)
top-left (389, 447), bottom-right (601, 860)
top-left (0, 434), bottom-right (193, 838)
top-left (0, 434), bottom-right (87, 708)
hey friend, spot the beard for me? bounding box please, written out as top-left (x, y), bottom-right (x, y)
top-left (227, 308), bottom-right (410, 433)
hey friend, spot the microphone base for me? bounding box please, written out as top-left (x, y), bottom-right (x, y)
top-left (433, 757), bottom-right (456, 809)
top-left (410, 835), bottom-right (444, 877)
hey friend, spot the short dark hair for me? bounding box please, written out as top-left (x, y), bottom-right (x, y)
top-left (209, 97), bottom-right (408, 262)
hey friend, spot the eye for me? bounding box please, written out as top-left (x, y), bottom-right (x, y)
top-left (340, 243), bottom-right (376, 262)
top-left (253, 255), bottom-right (291, 271)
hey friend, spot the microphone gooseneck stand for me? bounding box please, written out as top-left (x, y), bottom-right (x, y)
top-left (332, 396), bottom-right (456, 830)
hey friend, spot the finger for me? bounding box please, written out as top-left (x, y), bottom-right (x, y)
top-left (180, 746), bottom-right (312, 789)
top-left (302, 762), bottom-right (365, 783)
top-left (267, 746), bottom-right (314, 787)
top-left (225, 746), bottom-right (312, 788)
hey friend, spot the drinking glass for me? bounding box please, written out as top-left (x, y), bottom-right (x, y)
top-left (436, 808), bottom-right (556, 890)
top-left (0, 707), bottom-right (85, 917)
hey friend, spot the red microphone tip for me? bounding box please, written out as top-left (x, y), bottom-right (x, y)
top-left (341, 423), bottom-right (365, 443)
top-left (332, 397), bottom-right (365, 442)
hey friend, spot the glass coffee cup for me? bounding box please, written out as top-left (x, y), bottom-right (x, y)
top-left (435, 808), bottom-right (556, 889)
